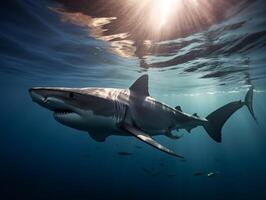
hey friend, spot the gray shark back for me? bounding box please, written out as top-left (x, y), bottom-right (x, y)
top-left (77, 88), bottom-right (128, 119)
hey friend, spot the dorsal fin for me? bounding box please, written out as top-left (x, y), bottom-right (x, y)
top-left (186, 128), bottom-right (192, 133)
top-left (175, 106), bottom-right (182, 112)
top-left (193, 113), bottom-right (198, 117)
top-left (129, 74), bottom-right (149, 96)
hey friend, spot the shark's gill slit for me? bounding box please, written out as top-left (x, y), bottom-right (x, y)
top-left (113, 97), bottom-right (127, 123)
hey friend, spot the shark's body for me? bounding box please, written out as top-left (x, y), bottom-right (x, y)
top-left (29, 75), bottom-right (255, 158)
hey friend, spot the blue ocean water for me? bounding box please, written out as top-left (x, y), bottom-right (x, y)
top-left (0, 0), bottom-right (266, 199)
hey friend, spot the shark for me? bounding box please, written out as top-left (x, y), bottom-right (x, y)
top-left (29, 75), bottom-right (256, 158)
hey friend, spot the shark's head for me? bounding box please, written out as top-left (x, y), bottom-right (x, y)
top-left (29, 87), bottom-right (88, 130)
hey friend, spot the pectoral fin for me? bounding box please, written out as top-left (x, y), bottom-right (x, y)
top-left (88, 131), bottom-right (109, 142)
top-left (122, 125), bottom-right (184, 158)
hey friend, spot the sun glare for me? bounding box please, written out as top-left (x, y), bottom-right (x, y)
top-left (160, 0), bottom-right (177, 26)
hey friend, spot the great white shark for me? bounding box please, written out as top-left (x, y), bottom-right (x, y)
top-left (29, 75), bottom-right (256, 158)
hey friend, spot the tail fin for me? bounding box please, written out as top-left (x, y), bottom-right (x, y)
top-left (203, 101), bottom-right (244, 142)
top-left (244, 86), bottom-right (256, 121)
top-left (203, 87), bottom-right (255, 142)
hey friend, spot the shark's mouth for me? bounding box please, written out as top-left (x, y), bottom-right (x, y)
top-left (53, 108), bottom-right (81, 122)
top-left (53, 108), bottom-right (83, 129)
top-left (53, 109), bottom-right (75, 115)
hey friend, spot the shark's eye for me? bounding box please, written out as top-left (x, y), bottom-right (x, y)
top-left (69, 92), bottom-right (74, 99)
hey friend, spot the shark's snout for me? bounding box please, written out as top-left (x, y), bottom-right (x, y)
top-left (29, 88), bottom-right (46, 104)
top-left (29, 87), bottom-right (85, 130)
top-left (28, 87), bottom-right (71, 112)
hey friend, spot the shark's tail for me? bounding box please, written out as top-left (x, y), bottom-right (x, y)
top-left (244, 86), bottom-right (256, 121)
top-left (203, 87), bottom-right (255, 143)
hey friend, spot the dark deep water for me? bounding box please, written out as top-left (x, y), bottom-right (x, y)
top-left (1, 0), bottom-right (266, 199)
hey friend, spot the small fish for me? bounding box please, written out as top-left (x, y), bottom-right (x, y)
top-left (82, 154), bottom-right (90, 158)
top-left (207, 171), bottom-right (219, 177)
top-left (135, 145), bottom-right (142, 149)
top-left (118, 151), bottom-right (132, 156)
top-left (179, 158), bottom-right (187, 162)
top-left (215, 158), bottom-right (222, 163)
top-left (141, 167), bottom-right (151, 174)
